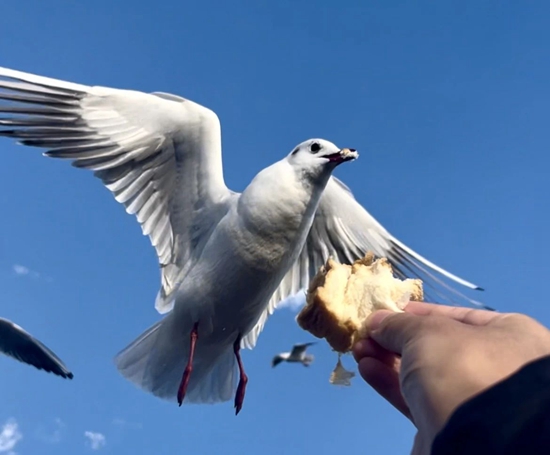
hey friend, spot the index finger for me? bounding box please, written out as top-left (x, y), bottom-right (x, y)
top-left (404, 301), bottom-right (501, 326)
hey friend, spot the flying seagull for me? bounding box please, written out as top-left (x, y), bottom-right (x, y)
top-left (0, 66), bottom-right (484, 415)
top-left (0, 317), bottom-right (73, 379)
top-left (272, 342), bottom-right (316, 368)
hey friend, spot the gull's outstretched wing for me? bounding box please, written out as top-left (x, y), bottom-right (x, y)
top-left (289, 342), bottom-right (315, 358)
top-left (242, 176), bottom-right (485, 349)
top-left (0, 67), bottom-right (232, 312)
top-left (0, 318), bottom-right (73, 379)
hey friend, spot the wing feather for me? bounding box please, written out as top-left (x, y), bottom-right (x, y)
top-left (242, 176), bottom-right (486, 349)
top-left (0, 318), bottom-right (73, 379)
top-left (0, 67), bottom-right (232, 312)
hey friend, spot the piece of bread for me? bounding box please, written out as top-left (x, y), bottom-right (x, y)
top-left (329, 354), bottom-right (356, 387)
top-left (296, 252), bottom-right (424, 353)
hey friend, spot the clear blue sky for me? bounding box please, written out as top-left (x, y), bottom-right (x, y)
top-left (0, 1), bottom-right (548, 454)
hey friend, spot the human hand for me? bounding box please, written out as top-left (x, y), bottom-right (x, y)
top-left (352, 301), bottom-right (550, 454)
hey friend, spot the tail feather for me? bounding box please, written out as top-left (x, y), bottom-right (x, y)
top-left (114, 319), bottom-right (163, 387)
top-left (114, 313), bottom-right (237, 404)
top-left (185, 348), bottom-right (237, 404)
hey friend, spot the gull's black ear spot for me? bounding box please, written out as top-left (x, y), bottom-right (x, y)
top-left (310, 142), bottom-right (321, 153)
top-left (291, 147), bottom-right (300, 155)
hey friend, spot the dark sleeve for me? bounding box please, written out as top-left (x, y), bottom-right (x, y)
top-left (431, 355), bottom-right (550, 455)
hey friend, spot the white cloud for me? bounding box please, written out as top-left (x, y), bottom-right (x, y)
top-left (11, 264), bottom-right (52, 282)
top-left (84, 431), bottom-right (105, 450)
top-left (12, 264), bottom-right (41, 279)
top-left (0, 418), bottom-right (22, 454)
top-left (276, 292), bottom-right (306, 311)
top-left (12, 265), bottom-right (30, 276)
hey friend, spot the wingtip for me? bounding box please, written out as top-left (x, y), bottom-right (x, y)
top-left (47, 365), bottom-right (73, 379)
top-left (475, 286), bottom-right (485, 292)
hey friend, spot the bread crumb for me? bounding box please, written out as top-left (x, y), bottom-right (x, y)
top-left (329, 354), bottom-right (356, 386)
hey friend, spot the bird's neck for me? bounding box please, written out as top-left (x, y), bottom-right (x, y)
top-left (240, 160), bottom-right (328, 234)
top-left (233, 160), bottom-right (329, 268)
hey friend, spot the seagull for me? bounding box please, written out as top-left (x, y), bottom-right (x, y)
top-left (0, 317), bottom-right (73, 379)
top-left (0, 66), bottom-right (484, 415)
top-left (272, 342), bottom-right (316, 368)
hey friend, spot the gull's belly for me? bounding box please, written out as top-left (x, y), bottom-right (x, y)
top-left (172, 180), bottom-right (317, 345)
top-left (213, 263), bottom-right (279, 333)
top-left (174, 256), bottom-right (286, 345)
top-left (174, 218), bottom-right (301, 345)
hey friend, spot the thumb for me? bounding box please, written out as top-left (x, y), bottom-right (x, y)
top-left (365, 310), bottom-right (430, 355)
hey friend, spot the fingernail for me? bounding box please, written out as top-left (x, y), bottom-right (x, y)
top-left (366, 310), bottom-right (393, 331)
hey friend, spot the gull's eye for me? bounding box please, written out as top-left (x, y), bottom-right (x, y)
top-left (310, 142), bottom-right (322, 153)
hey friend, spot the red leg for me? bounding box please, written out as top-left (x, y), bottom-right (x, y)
top-left (177, 322), bottom-right (199, 406)
top-left (233, 336), bottom-right (248, 416)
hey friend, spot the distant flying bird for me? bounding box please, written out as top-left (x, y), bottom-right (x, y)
top-left (0, 66), bottom-right (484, 416)
top-left (0, 318), bottom-right (73, 379)
top-left (272, 342), bottom-right (316, 368)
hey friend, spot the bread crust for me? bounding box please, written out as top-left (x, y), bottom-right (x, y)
top-left (296, 252), bottom-right (424, 353)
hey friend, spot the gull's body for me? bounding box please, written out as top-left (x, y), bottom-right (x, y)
top-left (272, 342), bottom-right (316, 368)
top-left (0, 317), bottom-right (73, 379)
top-left (0, 66), bottom-right (484, 413)
top-left (131, 158), bottom-right (338, 406)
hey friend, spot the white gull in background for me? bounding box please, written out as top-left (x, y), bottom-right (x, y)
top-left (272, 342), bottom-right (316, 368)
top-left (0, 317), bottom-right (73, 379)
top-left (0, 66), bottom-right (484, 414)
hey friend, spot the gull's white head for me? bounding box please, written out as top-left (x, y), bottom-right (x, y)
top-left (287, 138), bottom-right (358, 171)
